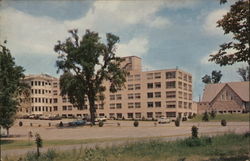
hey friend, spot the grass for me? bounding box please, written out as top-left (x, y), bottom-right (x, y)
top-left (4, 133), bottom-right (250, 161)
top-left (189, 113), bottom-right (250, 122)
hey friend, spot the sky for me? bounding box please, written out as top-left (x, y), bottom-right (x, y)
top-left (0, 0), bottom-right (247, 101)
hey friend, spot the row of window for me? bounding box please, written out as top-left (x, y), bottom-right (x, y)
top-left (31, 80), bottom-right (58, 87)
top-left (31, 106), bottom-right (56, 112)
top-left (31, 97), bottom-right (57, 103)
top-left (109, 112), bottom-right (177, 119)
top-left (146, 72), bottom-right (192, 82)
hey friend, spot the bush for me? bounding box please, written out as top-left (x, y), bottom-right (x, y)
top-left (133, 120), bottom-right (139, 127)
top-left (59, 121), bottom-right (63, 127)
top-left (48, 122), bottom-right (51, 127)
top-left (221, 119), bottom-right (227, 126)
top-left (117, 122), bottom-right (120, 127)
top-left (188, 115), bottom-right (193, 119)
top-left (19, 121), bottom-right (23, 127)
top-left (182, 117), bottom-right (187, 121)
top-left (191, 126), bottom-right (198, 138)
top-left (175, 118), bottom-right (180, 127)
top-left (202, 112), bottom-right (209, 122)
top-left (98, 121), bottom-right (104, 127)
top-left (30, 123), bottom-right (33, 127)
top-left (192, 113), bottom-right (197, 118)
top-left (244, 131), bottom-right (250, 137)
top-left (210, 110), bottom-right (216, 118)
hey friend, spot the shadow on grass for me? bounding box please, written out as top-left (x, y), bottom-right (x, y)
top-left (205, 155), bottom-right (249, 161)
top-left (0, 140), bottom-right (14, 145)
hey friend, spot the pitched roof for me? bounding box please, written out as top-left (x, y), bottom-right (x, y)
top-left (202, 81), bottom-right (250, 102)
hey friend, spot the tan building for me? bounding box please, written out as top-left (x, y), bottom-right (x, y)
top-left (197, 81), bottom-right (250, 114)
top-left (18, 56), bottom-right (196, 120)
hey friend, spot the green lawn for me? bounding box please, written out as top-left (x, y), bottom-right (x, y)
top-left (189, 113), bottom-right (250, 122)
top-left (4, 133), bottom-right (250, 161)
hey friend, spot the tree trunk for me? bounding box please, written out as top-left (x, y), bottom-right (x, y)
top-left (88, 96), bottom-right (96, 125)
top-left (37, 146), bottom-right (40, 157)
top-left (6, 128), bottom-right (9, 137)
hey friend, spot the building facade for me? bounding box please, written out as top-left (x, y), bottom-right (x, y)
top-left (18, 56), bottom-right (196, 120)
top-left (197, 82), bottom-right (250, 114)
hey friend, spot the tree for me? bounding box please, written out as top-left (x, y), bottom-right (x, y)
top-left (0, 42), bottom-right (29, 136)
top-left (202, 111), bottom-right (209, 122)
top-left (54, 29), bottom-right (127, 124)
top-left (35, 133), bottom-right (42, 157)
top-left (209, 0), bottom-right (250, 66)
top-left (202, 70), bottom-right (222, 84)
top-left (237, 66), bottom-right (250, 81)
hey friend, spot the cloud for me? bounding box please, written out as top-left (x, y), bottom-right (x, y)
top-left (116, 37), bottom-right (149, 57)
top-left (202, 9), bottom-right (228, 36)
top-left (200, 52), bottom-right (214, 65)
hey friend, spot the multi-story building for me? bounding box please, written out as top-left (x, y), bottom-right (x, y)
top-left (18, 56), bottom-right (196, 120)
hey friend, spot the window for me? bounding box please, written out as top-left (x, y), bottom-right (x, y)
top-left (147, 112), bottom-right (153, 118)
top-left (116, 103), bottom-right (122, 109)
top-left (178, 91), bottom-right (183, 99)
top-left (53, 90), bottom-right (57, 95)
top-left (166, 81), bottom-right (176, 88)
top-left (110, 95), bottom-right (115, 100)
top-left (109, 113), bottom-right (115, 118)
top-left (128, 84), bottom-right (134, 90)
top-left (135, 84), bottom-right (141, 90)
top-left (183, 83), bottom-right (187, 90)
top-left (68, 106), bottom-right (73, 110)
top-left (155, 112), bottom-right (162, 118)
top-left (135, 113), bottom-right (141, 118)
top-left (189, 94), bottom-right (192, 100)
top-left (184, 102), bottom-right (188, 109)
top-left (116, 94), bottom-right (122, 100)
top-left (135, 93), bottom-right (141, 99)
top-left (188, 85), bottom-right (192, 91)
top-left (63, 106), bottom-right (67, 111)
top-left (134, 74), bottom-right (141, 81)
top-left (166, 112), bottom-right (176, 118)
top-left (178, 72), bottom-right (182, 79)
top-left (99, 104), bottom-right (104, 109)
top-left (184, 93), bottom-right (187, 99)
top-left (178, 101), bottom-right (182, 108)
top-left (128, 103), bottom-right (134, 108)
top-left (62, 97), bottom-right (67, 103)
top-left (127, 113), bottom-right (133, 119)
top-left (147, 92), bottom-right (153, 98)
top-left (147, 83), bottom-right (153, 89)
top-left (128, 94), bottom-right (134, 99)
top-left (31, 81), bottom-right (34, 86)
top-left (155, 92), bottom-right (161, 98)
top-left (166, 91), bottom-right (176, 98)
top-left (135, 102), bottom-right (141, 108)
top-left (53, 82), bottom-right (58, 88)
top-left (127, 75), bottom-right (133, 81)
top-left (116, 113), bottom-right (122, 119)
top-left (155, 101), bottom-right (161, 107)
top-left (155, 82), bottom-right (161, 88)
top-left (178, 82), bottom-right (182, 89)
top-left (154, 72), bottom-right (161, 79)
top-left (189, 103), bottom-right (192, 109)
top-left (147, 73), bottom-right (153, 80)
top-left (53, 98), bottom-right (58, 103)
top-left (110, 103), bottom-right (115, 109)
top-left (166, 72), bottom-right (176, 79)
top-left (188, 76), bottom-right (192, 82)
top-left (147, 102), bottom-right (154, 108)
top-left (166, 101), bottom-right (176, 107)
top-left (184, 74), bottom-right (188, 81)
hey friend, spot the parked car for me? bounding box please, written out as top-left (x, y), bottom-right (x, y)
top-left (158, 117), bottom-right (171, 124)
top-left (95, 116), bottom-right (107, 122)
top-left (68, 120), bottom-right (86, 126)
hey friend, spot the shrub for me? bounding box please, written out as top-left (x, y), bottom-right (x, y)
top-left (244, 131), bottom-right (250, 137)
top-left (19, 121), bottom-right (23, 127)
top-left (191, 126), bottom-right (198, 138)
top-left (221, 119), bottom-right (227, 126)
top-left (117, 122), bottom-right (120, 127)
top-left (48, 123), bottom-right (51, 127)
top-left (182, 117), bottom-right (187, 121)
top-left (30, 123), bottom-right (33, 127)
top-left (38, 124), bottom-right (41, 127)
top-left (154, 122), bottom-right (157, 127)
top-left (202, 111), bottom-right (209, 122)
top-left (175, 118), bottom-right (180, 127)
top-left (188, 115), bottom-right (193, 119)
top-left (59, 121), bottom-right (63, 127)
top-left (98, 121), bottom-right (104, 127)
top-left (210, 110), bottom-right (216, 118)
top-left (122, 116), bottom-right (125, 120)
top-left (133, 120), bottom-right (139, 127)
top-left (192, 113), bottom-right (197, 118)
top-left (142, 116), bottom-right (145, 121)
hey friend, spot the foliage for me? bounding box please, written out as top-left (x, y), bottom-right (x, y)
top-left (189, 113), bottom-right (249, 122)
top-left (59, 121), bottom-right (63, 127)
top-left (221, 119), bottom-right (227, 126)
top-left (237, 66), bottom-right (250, 81)
top-left (98, 121), bottom-right (104, 127)
top-left (202, 70), bottom-right (222, 84)
top-left (210, 110), bottom-right (216, 119)
top-left (191, 126), bottom-right (198, 138)
top-left (210, 0), bottom-right (250, 66)
top-left (19, 121), bottom-right (23, 127)
top-left (133, 120), bottom-right (139, 127)
top-left (175, 118), bottom-right (180, 127)
top-left (0, 42), bottom-right (29, 136)
top-left (54, 29), bottom-right (127, 124)
top-left (202, 111), bottom-right (209, 122)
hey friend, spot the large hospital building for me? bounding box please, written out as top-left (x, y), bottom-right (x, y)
top-left (18, 56), bottom-right (196, 120)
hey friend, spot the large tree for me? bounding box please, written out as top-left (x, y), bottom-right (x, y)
top-left (54, 29), bottom-right (127, 124)
top-left (202, 70), bottom-right (223, 84)
top-left (0, 42), bottom-right (29, 136)
top-left (209, 0), bottom-right (249, 66)
top-left (237, 66), bottom-right (250, 81)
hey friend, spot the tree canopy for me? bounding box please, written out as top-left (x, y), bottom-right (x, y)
top-left (54, 29), bottom-right (127, 124)
top-left (0, 42), bottom-right (28, 135)
top-left (209, 0), bottom-right (249, 65)
top-left (202, 70), bottom-right (223, 84)
top-left (237, 66), bottom-right (250, 81)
